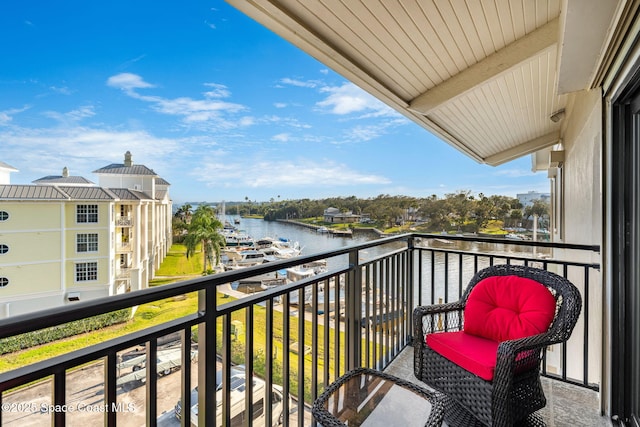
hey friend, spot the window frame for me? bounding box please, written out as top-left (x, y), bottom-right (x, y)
top-left (0, 211), bottom-right (8, 222)
top-left (0, 244), bottom-right (8, 255)
top-left (77, 233), bottom-right (99, 253)
top-left (75, 261), bottom-right (98, 282)
top-left (0, 277), bottom-right (8, 287)
top-left (76, 204), bottom-right (98, 224)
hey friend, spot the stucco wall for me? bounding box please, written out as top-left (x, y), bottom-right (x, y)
top-left (551, 87), bottom-right (603, 386)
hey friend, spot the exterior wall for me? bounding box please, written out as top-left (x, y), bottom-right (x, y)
top-left (0, 201), bottom-right (113, 317)
top-left (548, 88), bottom-right (603, 386)
top-left (98, 175), bottom-right (155, 197)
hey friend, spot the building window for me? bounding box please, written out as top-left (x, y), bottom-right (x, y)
top-left (0, 211), bottom-right (8, 221)
top-left (77, 204), bottom-right (98, 223)
top-left (0, 244), bottom-right (8, 254)
top-left (77, 234), bottom-right (98, 252)
top-left (0, 277), bottom-right (8, 287)
top-left (75, 262), bottom-right (98, 282)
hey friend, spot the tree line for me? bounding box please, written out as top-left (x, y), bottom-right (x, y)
top-left (176, 191), bottom-right (550, 235)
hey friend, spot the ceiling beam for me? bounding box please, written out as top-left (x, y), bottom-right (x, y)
top-left (483, 131), bottom-right (561, 166)
top-left (408, 18), bottom-right (559, 115)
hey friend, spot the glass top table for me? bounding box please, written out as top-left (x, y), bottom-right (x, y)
top-left (312, 367), bottom-right (445, 427)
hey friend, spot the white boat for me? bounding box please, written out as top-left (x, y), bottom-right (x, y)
top-left (316, 226), bottom-right (329, 233)
top-left (223, 248), bottom-right (265, 268)
top-left (254, 237), bottom-right (302, 260)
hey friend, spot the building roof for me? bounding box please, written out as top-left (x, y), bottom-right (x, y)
top-left (156, 177), bottom-right (171, 185)
top-left (93, 163), bottom-right (158, 176)
top-left (109, 188), bottom-right (153, 201)
top-left (58, 186), bottom-right (117, 200)
top-left (0, 185), bottom-right (69, 200)
top-left (0, 161), bottom-right (18, 172)
top-left (33, 175), bottom-right (95, 185)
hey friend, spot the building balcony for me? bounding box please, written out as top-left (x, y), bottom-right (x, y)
top-left (116, 216), bottom-right (134, 227)
top-left (0, 234), bottom-right (607, 426)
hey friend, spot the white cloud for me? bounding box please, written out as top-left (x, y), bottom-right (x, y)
top-left (107, 73), bottom-right (155, 92)
top-left (494, 168), bottom-right (537, 178)
top-left (106, 73), bottom-right (248, 126)
top-left (316, 82), bottom-right (397, 117)
top-left (279, 77), bottom-right (318, 88)
top-left (0, 126), bottom-right (184, 182)
top-left (274, 102), bottom-right (287, 108)
top-left (43, 105), bottom-right (95, 123)
top-left (192, 158), bottom-right (390, 189)
top-left (203, 83), bottom-right (231, 99)
top-left (272, 133), bottom-right (291, 142)
top-left (0, 106), bottom-right (30, 126)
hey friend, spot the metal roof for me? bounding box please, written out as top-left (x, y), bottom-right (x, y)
top-left (227, 0), bottom-right (622, 166)
top-left (0, 185), bottom-right (69, 200)
top-left (93, 163), bottom-right (158, 176)
top-left (0, 161), bottom-right (18, 172)
top-left (33, 175), bottom-right (95, 185)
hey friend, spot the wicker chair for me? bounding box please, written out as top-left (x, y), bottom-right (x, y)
top-left (413, 264), bottom-right (582, 426)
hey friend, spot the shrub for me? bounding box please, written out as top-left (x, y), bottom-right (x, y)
top-left (0, 308), bottom-right (132, 355)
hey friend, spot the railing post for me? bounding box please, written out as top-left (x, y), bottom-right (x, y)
top-left (407, 236), bottom-right (415, 344)
top-left (346, 248), bottom-right (362, 371)
top-left (197, 287), bottom-right (217, 426)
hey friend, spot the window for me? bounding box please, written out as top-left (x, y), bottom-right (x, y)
top-left (0, 244), bottom-right (8, 254)
top-left (0, 277), bottom-right (8, 287)
top-left (0, 211), bottom-right (8, 221)
top-left (75, 262), bottom-right (97, 282)
top-left (77, 234), bottom-right (98, 252)
top-left (77, 204), bottom-right (98, 223)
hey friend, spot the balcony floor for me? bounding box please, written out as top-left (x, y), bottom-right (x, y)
top-left (384, 347), bottom-right (612, 426)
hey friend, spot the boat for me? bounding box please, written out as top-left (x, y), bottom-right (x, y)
top-left (254, 237), bottom-right (302, 260)
top-left (316, 226), bottom-right (329, 233)
top-left (223, 248), bottom-right (265, 268)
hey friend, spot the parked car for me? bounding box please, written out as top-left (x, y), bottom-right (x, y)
top-left (174, 367), bottom-right (289, 426)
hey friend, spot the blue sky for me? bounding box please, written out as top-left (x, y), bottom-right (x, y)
top-left (0, 1), bottom-right (549, 204)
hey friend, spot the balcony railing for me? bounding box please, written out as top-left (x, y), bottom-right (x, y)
top-left (0, 234), bottom-right (600, 426)
top-left (116, 217), bottom-right (133, 227)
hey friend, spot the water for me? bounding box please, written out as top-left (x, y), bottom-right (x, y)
top-left (229, 216), bottom-right (375, 255)
top-left (227, 215), bottom-right (549, 304)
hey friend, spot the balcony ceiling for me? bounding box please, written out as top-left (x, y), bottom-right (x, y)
top-left (227, 0), bottom-right (621, 166)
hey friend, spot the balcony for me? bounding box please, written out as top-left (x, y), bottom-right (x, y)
top-left (116, 217), bottom-right (134, 227)
top-left (0, 234), bottom-right (605, 426)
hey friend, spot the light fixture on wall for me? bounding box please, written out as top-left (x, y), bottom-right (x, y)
top-left (550, 109), bottom-right (566, 123)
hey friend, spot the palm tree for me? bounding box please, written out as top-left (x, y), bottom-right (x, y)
top-left (183, 205), bottom-right (225, 273)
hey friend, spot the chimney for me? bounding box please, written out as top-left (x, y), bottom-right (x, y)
top-left (124, 151), bottom-right (132, 167)
top-left (62, 167), bottom-right (69, 178)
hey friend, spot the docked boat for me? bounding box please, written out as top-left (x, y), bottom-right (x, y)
top-left (223, 248), bottom-right (265, 268)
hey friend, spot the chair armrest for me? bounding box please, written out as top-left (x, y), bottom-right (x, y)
top-left (413, 302), bottom-right (465, 336)
top-left (492, 332), bottom-right (555, 408)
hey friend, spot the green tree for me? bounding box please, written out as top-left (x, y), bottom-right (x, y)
top-left (184, 205), bottom-right (226, 273)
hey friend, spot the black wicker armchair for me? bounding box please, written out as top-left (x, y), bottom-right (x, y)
top-left (413, 264), bottom-right (582, 426)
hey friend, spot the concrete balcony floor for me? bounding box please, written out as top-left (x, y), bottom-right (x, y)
top-left (384, 347), bottom-right (612, 427)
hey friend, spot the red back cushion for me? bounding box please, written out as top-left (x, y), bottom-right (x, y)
top-left (464, 275), bottom-right (556, 342)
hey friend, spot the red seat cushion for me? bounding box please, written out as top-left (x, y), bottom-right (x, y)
top-left (426, 331), bottom-right (499, 380)
top-left (463, 275), bottom-right (557, 342)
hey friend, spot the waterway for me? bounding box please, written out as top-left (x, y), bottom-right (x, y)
top-left (228, 215), bottom-right (550, 303)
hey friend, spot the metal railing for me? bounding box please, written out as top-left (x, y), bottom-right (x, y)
top-left (0, 234), bottom-right (600, 426)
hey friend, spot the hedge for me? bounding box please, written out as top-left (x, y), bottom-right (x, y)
top-left (0, 308), bottom-right (132, 355)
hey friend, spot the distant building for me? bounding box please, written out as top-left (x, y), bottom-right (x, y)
top-left (0, 151), bottom-right (172, 318)
top-left (323, 207), bottom-right (361, 223)
top-left (0, 161), bottom-right (18, 185)
top-left (517, 191), bottom-right (550, 207)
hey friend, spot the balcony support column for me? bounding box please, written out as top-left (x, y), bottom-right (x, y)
top-left (346, 249), bottom-right (362, 371)
top-left (407, 236), bottom-right (415, 344)
top-left (197, 288), bottom-right (217, 426)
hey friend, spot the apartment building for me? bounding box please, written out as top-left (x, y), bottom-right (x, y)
top-left (0, 152), bottom-right (172, 318)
